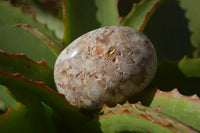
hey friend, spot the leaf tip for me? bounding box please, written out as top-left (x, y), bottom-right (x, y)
top-left (38, 59), bottom-right (49, 67)
top-left (0, 102), bottom-right (21, 116)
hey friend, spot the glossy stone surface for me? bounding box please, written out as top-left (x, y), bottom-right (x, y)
top-left (54, 26), bottom-right (157, 110)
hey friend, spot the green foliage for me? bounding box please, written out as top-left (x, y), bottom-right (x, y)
top-left (0, 85), bottom-right (17, 112)
top-left (94, 0), bottom-right (119, 27)
top-left (122, 0), bottom-right (163, 31)
top-left (179, 57), bottom-right (200, 77)
top-left (0, 103), bottom-right (55, 133)
top-left (15, 24), bottom-right (62, 56)
top-left (150, 89), bottom-right (200, 131)
top-left (0, 71), bottom-right (87, 120)
top-left (33, 7), bottom-right (64, 40)
top-left (178, 0), bottom-right (200, 57)
top-left (0, 50), bottom-right (56, 89)
top-left (0, 0), bottom-right (200, 132)
top-left (0, 1), bottom-right (59, 67)
top-left (97, 101), bottom-right (197, 133)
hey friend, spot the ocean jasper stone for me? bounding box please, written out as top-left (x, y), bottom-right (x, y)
top-left (54, 26), bottom-right (157, 110)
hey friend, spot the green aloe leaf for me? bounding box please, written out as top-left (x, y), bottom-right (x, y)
top-left (178, 0), bottom-right (200, 57)
top-left (33, 7), bottom-right (64, 40)
top-left (150, 89), bottom-right (200, 131)
top-left (0, 85), bottom-right (17, 112)
top-left (178, 57), bottom-right (200, 77)
top-left (15, 24), bottom-right (62, 56)
top-left (0, 1), bottom-right (61, 67)
top-left (0, 99), bottom-right (6, 113)
top-left (63, 0), bottom-right (119, 45)
top-left (122, 0), bottom-right (163, 31)
top-left (0, 50), bottom-right (56, 90)
top-left (0, 72), bottom-right (89, 130)
top-left (9, 0), bottom-right (64, 41)
top-left (87, 102), bottom-right (197, 133)
top-left (13, 0), bottom-right (64, 40)
top-left (0, 103), bottom-right (55, 133)
top-left (94, 0), bottom-right (119, 27)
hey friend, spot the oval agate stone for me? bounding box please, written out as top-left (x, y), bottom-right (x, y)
top-left (54, 26), bottom-right (157, 110)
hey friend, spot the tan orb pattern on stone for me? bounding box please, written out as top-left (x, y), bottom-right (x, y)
top-left (54, 26), bottom-right (157, 110)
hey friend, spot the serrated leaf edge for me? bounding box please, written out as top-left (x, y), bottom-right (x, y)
top-left (0, 71), bottom-right (90, 125)
top-left (4, 1), bottom-right (63, 46)
top-left (155, 88), bottom-right (200, 102)
top-left (14, 24), bottom-right (62, 56)
top-left (0, 49), bottom-right (52, 70)
top-left (99, 100), bottom-right (198, 133)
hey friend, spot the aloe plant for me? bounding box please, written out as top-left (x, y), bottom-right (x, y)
top-left (0, 0), bottom-right (200, 132)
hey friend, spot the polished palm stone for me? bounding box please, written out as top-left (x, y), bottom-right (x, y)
top-left (54, 26), bottom-right (157, 110)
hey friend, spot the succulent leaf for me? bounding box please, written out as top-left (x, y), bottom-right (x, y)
top-left (0, 1), bottom-right (59, 67)
top-left (88, 102), bottom-right (198, 133)
top-left (122, 0), bottom-right (163, 31)
top-left (0, 71), bottom-right (91, 132)
top-left (0, 103), bottom-right (55, 133)
top-left (15, 24), bottom-right (62, 56)
top-left (0, 85), bottom-right (17, 111)
top-left (178, 57), bottom-right (200, 77)
top-left (150, 89), bottom-right (200, 131)
top-left (63, 0), bottom-right (120, 46)
top-left (178, 0), bottom-right (200, 57)
top-left (0, 72), bottom-right (89, 126)
top-left (0, 50), bottom-right (56, 90)
top-left (33, 7), bottom-right (64, 40)
top-left (94, 0), bottom-right (119, 27)
top-left (7, 0), bottom-right (64, 41)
